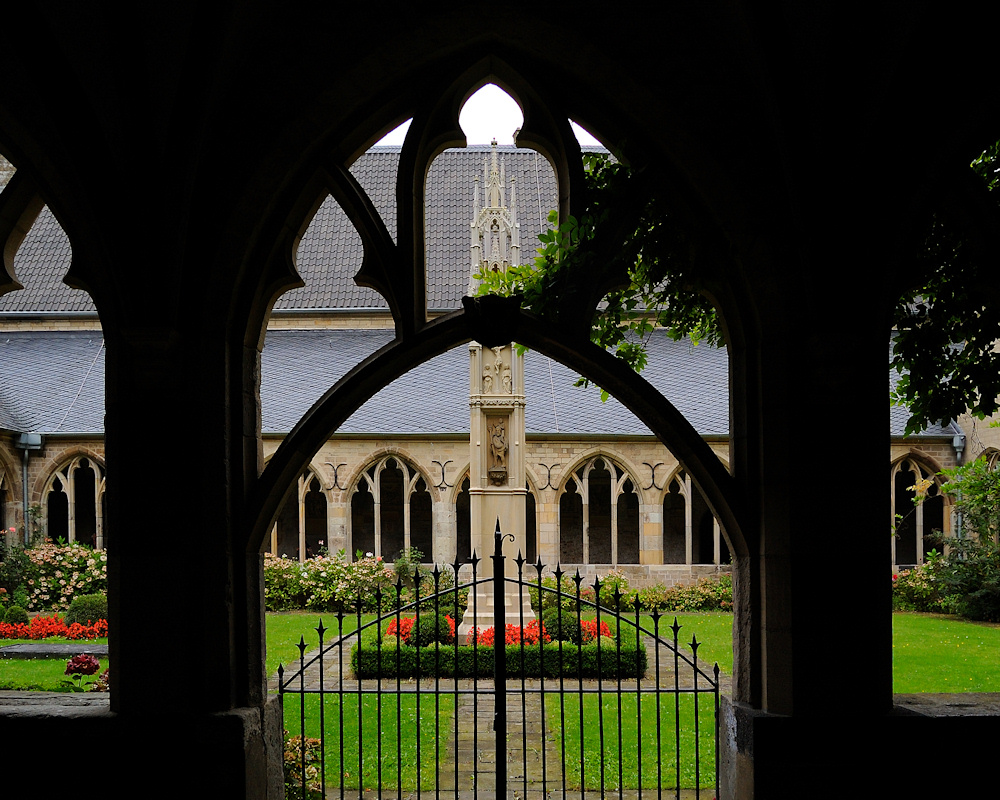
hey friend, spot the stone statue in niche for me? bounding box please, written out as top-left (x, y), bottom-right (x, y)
top-left (482, 368), bottom-right (493, 394)
top-left (487, 416), bottom-right (508, 485)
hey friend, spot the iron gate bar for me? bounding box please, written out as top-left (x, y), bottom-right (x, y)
top-left (492, 528), bottom-right (509, 795)
top-left (279, 525), bottom-right (721, 799)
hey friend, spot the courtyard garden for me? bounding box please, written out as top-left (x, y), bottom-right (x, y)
top-left (3, 534), bottom-right (1000, 795)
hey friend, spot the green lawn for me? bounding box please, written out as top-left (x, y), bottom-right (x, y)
top-left (284, 692), bottom-right (455, 791)
top-left (265, 611), bottom-right (369, 677)
top-left (554, 692), bottom-right (717, 790)
top-left (893, 612), bottom-right (1000, 692)
top-left (0, 652), bottom-right (109, 691)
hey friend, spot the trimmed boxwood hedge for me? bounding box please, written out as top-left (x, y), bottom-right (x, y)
top-left (351, 639), bottom-right (647, 679)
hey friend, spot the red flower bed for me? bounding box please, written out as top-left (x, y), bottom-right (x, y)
top-left (469, 619), bottom-right (550, 647)
top-left (0, 614), bottom-right (107, 640)
top-left (385, 614), bottom-right (456, 645)
top-left (579, 619), bottom-right (612, 643)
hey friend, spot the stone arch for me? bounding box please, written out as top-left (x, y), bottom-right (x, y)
top-left (246, 44), bottom-right (746, 562)
top-left (979, 447), bottom-right (1000, 469)
top-left (523, 471), bottom-right (540, 566)
top-left (269, 464), bottom-right (329, 561)
top-left (555, 452), bottom-right (642, 566)
top-left (660, 465), bottom-right (727, 566)
top-left (41, 453), bottom-right (107, 548)
top-left (348, 453), bottom-right (434, 562)
top-left (890, 452), bottom-right (948, 568)
top-left (0, 446), bottom-right (20, 538)
top-left (243, 45), bottom-right (748, 733)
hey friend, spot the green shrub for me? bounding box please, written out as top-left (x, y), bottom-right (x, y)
top-left (400, 565), bottom-right (469, 615)
top-left (541, 606), bottom-right (582, 643)
top-left (0, 542), bottom-right (30, 600)
top-left (529, 573), bottom-right (597, 613)
top-left (937, 536), bottom-right (1000, 622)
top-left (412, 612), bottom-right (455, 646)
top-left (892, 550), bottom-right (948, 611)
top-left (3, 604), bottom-right (28, 625)
top-left (597, 568), bottom-right (635, 611)
top-left (648, 574), bottom-right (733, 612)
top-left (264, 551), bottom-right (396, 612)
top-left (64, 592), bottom-right (108, 626)
top-left (351, 638), bottom-right (646, 680)
top-left (283, 732), bottom-right (323, 800)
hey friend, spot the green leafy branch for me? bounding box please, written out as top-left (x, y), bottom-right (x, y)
top-left (474, 153), bottom-right (721, 400)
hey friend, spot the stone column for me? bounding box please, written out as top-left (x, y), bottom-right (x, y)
top-left (460, 343), bottom-right (533, 637)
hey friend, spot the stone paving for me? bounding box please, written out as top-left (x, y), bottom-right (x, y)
top-left (277, 634), bottom-right (728, 799)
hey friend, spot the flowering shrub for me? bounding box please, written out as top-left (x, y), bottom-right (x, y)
top-left (62, 652), bottom-right (102, 692)
top-left (597, 568), bottom-right (632, 609)
top-left (264, 551), bottom-right (396, 612)
top-left (529, 573), bottom-right (597, 612)
top-left (90, 669), bottom-right (110, 692)
top-left (23, 542), bottom-right (107, 612)
top-left (385, 615), bottom-right (416, 642)
top-left (469, 619), bottom-right (550, 647)
top-left (635, 574), bottom-right (733, 612)
top-left (65, 652), bottom-right (101, 676)
top-left (284, 733), bottom-right (324, 800)
top-left (0, 614), bottom-right (107, 640)
top-left (892, 553), bottom-right (948, 612)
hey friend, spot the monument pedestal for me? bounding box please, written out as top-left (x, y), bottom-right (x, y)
top-left (458, 578), bottom-right (536, 639)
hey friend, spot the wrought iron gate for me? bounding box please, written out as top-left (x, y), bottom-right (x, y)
top-left (279, 529), bottom-right (720, 798)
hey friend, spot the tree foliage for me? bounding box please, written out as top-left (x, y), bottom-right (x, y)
top-left (477, 145), bottom-right (1000, 433)
top-left (474, 153), bottom-right (719, 399)
top-left (890, 142), bottom-right (1000, 434)
top-left (936, 457), bottom-right (1000, 621)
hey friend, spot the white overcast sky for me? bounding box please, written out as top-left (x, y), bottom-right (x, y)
top-left (376, 83), bottom-right (600, 147)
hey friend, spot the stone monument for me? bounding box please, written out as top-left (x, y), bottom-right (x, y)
top-left (459, 141), bottom-right (535, 637)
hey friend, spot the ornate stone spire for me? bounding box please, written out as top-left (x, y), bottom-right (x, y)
top-left (468, 139), bottom-right (521, 295)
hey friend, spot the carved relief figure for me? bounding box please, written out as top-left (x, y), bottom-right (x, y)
top-left (487, 416), bottom-right (508, 485)
top-left (489, 419), bottom-right (507, 469)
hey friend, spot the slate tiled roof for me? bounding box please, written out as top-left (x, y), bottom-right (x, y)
top-left (889, 337), bottom-right (962, 438)
top-left (259, 329), bottom-right (729, 436)
top-left (1, 205), bottom-right (91, 314)
top-left (0, 332), bottom-right (106, 433)
top-left (279, 145), bottom-right (562, 312)
top-left (0, 328), bottom-right (728, 436)
top-left (0, 146), bottom-right (951, 443)
top-left (0, 146), bottom-right (562, 315)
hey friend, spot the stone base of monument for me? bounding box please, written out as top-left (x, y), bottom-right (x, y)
top-left (458, 584), bottom-right (536, 640)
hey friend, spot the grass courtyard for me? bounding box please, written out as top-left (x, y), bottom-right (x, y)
top-left (3, 610), bottom-right (997, 693)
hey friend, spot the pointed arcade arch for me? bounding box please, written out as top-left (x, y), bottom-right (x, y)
top-left (350, 455), bottom-right (434, 562)
top-left (42, 454), bottom-right (106, 548)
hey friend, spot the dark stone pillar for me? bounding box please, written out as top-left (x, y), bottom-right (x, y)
top-left (721, 254), bottom-right (891, 795)
top-left (98, 323), bottom-right (279, 797)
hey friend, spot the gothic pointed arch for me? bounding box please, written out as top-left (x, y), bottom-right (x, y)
top-left (270, 464), bottom-right (329, 561)
top-left (41, 453), bottom-right (106, 548)
top-left (890, 453), bottom-right (948, 569)
top-left (349, 454), bottom-right (434, 562)
top-left (661, 466), bottom-right (728, 566)
top-left (555, 453), bottom-right (641, 566)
